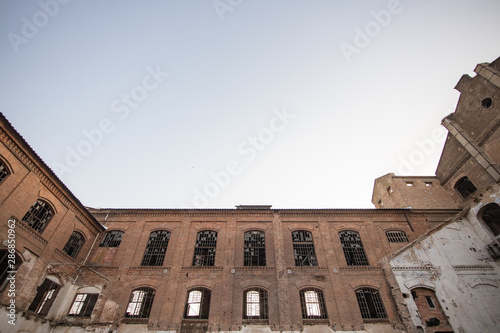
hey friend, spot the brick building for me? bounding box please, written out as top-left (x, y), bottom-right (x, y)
top-left (0, 57), bottom-right (499, 333)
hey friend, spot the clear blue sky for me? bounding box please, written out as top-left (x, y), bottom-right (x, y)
top-left (1, 0), bottom-right (499, 209)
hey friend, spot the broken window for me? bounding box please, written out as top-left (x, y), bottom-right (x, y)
top-left (62, 231), bottom-right (85, 259)
top-left (244, 231), bottom-right (266, 266)
top-left (192, 230), bottom-right (217, 266)
top-left (99, 230), bottom-right (124, 247)
top-left (355, 288), bottom-right (387, 319)
top-left (299, 288), bottom-right (328, 319)
top-left (28, 278), bottom-right (61, 316)
top-left (481, 203), bottom-right (500, 236)
top-left (454, 176), bottom-right (477, 199)
top-left (0, 158), bottom-right (9, 184)
top-left (385, 230), bottom-right (409, 243)
top-left (125, 287), bottom-right (155, 318)
top-left (339, 231), bottom-right (369, 266)
top-left (141, 230), bottom-right (170, 266)
top-left (68, 293), bottom-right (98, 317)
top-left (292, 230), bottom-right (318, 266)
top-left (184, 288), bottom-right (211, 319)
top-left (22, 199), bottom-right (54, 233)
top-left (243, 288), bottom-right (268, 320)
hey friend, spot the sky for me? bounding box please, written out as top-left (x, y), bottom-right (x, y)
top-left (1, 0), bottom-right (499, 209)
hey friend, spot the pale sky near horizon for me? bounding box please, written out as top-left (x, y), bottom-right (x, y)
top-left (1, 0), bottom-right (499, 209)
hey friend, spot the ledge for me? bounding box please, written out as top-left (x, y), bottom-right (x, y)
top-left (182, 266), bottom-right (224, 270)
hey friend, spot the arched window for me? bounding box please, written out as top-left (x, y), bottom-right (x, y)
top-left (339, 231), bottom-right (369, 266)
top-left (0, 158), bottom-right (10, 184)
top-left (125, 287), bottom-right (155, 318)
top-left (62, 231), bottom-right (85, 259)
top-left (454, 176), bottom-right (477, 199)
top-left (192, 230), bottom-right (218, 266)
top-left (244, 231), bottom-right (266, 266)
top-left (99, 230), bottom-right (124, 247)
top-left (385, 230), bottom-right (409, 243)
top-left (22, 199), bottom-right (54, 233)
top-left (0, 249), bottom-right (22, 291)
top-left (299, 288), bottom-right (328, 319)
top-left (292, 230), bottom-right (317, 266)
top-left (243, 288), bottom-right (268, 321)
top-left (481, 203), bottom-right (500, 236)
top-left (355, 288), bottom-right (387, 319)
top-left (184, 288), bottom-right (211, 319)
top-left (28, 277), bottom-right (61, 316)
top-left (141, 230), bottom-right (170, 266)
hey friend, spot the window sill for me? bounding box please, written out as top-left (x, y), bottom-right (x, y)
top-left (121, 317), bottom-right (149, 324)
top-left (302, 319), bottom-right (329, 325)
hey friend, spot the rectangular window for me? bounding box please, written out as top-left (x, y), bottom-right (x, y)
top-left (425, 182), bottom-right (433, 187)
top-left (28, 279), bottom-right (61, 316)
top-left (425, 295), bottom-right (436, 309)
top-left (406, 182), bottom-right (414, 187)
top-left (68, 293), bottom-right (98, 317)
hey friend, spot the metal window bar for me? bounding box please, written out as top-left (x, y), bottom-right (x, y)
top-left (244, 231), bottom-right (266, 266)
top-left (299, 289), bottom-right (328, 319)
top-left (62, 232), bottom-right (85, 259)
top-left (28, 279), bottom-right (61, 316)
top-left (141, 230), bottom-right (170, 266)
top-left (454, 177), bottom-right (477, 199)
top-left (0, 161), bottom-right (9, 183)
top-left (386, 231), bottom-right (409, 243)
top-left (68, 293), bottom-right (99, 317)
top-left (99, 231), bottom-right (124, 247)
top-left (184, 288), bottom-right (211, 319)
top-left (243, 288), bottom-right (268, 320)
top-left (355, 288), bottom-right (387, 319)
top-left (125, 287), bottom-right (155, 318)
top-left (22, 199), bottom-right (54, 233)
top-left (192, 230), bottom-right (218, 266)
top-left (292, 230), bottom-right (318, 266)
top-left (339, 231), bottom-right (369, 266)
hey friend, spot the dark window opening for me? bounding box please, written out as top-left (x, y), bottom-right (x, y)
top-left (292, 230), bottom-right (318, 266)
top-left (411, 291), bottom-right (417, 299)
top-left (482, 97), bottom-right (493, 108)
top-left (339, 231), bottom-right (369, 266)
top-left (125, 287), bottom-right (155, 318)
top-left (244, 231), bottom-right (266, 266)
top-left (454, 176), bottom-right (477, 200)
top-left (28, 278), bottom-right (61, 316)
top-left (192, 230), bottom-right (217, 266)
top-left (22, 199), bottom-right (54, 233)
top-left (386, 230), bottom-right (409, 243)
top-left (141, 230), bottom-right (170, 266)
top-left (481, 203), bottom-right (500, 236)
top-left (0, 159), bottom-right (10, 183)
top-left (425, 295), bottom-right (436, 309)
top-left (0, 249), bottom-right (22, 291)
top-left (184, 288), bottom-right (211, 319)
top-left (62, 231), bottom-right (85, 259)
top-left (243, 288), bottom-right (268, 320)
top-left (68, 293), bottom-right (98, 317)
top-left (99, 230), bottom-right (124, 247)
top-left (299, 288), bottom-right (328, 319)
top-left (355, 288), bottom-right (387, 319)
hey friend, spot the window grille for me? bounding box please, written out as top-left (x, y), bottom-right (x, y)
top-left (22, 199), bottom-right (54, 233)
top-left (0, 249), bottom-right (21, 291)
top-left (125, 287), bottom-right (155, 318)
top-left (192, 230), bottom-right (218, 266)
top-left (454, 176), bottom-right (477, 199)
top-left (339, 231), bottom-right (369, 266)
top-left (292, 230), bottom-right (318, 266)
top-left (0, 160), bottom-right (9, 183)
top-left (243, 288), bottom-right (268, 320)
top-left (385, 230), bottom-right (409, 243)
top-left (355, 288), bottom-right (387, 319)
top-left (68, 293), bottom-right (98, 317)
top-left (28, 278), bottom-right (61, 316)
top-left (62, 231), bottom-right (85, 259)
top-left (141, 230), bottom-right (170, 266)
top-left (184, 288), bottom-right (211, 319)
top-left (99, 230), bottom-right (124, 247)
top-left (299, 288), bottom-right (328, 319)
top-left (244, 231), bottom-right (266, 266)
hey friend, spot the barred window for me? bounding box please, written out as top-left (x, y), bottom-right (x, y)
top-left (243, 288), bottom-right (268, 320)
top-left (0, 159), bottom-right (9, 183)
top-left (292, 230), bottom-right (317, 266)
top-left (192, 230), bottom-right (218, 266)
top-left (62, 231), bottom-right (85, 259)
top-left (339, 231), bottom-right (369, 266)
top-left (184, 288), bottom-right (211, 319)
top-left (99, 230), bottom-right (124, 247)
top-left (355, 288), bottom-right (387, 319)
top-left (244, 231), bottom-right (266, 266)
top-left (299, 288), bottom-right (328, 319)
top-left (28, 278), bottom-right (61, 316)
top-left (385, 230), bottom-right (409, 243)
top-left (454, 176), bottom-right (477, 199)
top-left (0, 249), bottom-right (22, 291)
top-left (68, 293), bottom-right (98, 317)
top-left (22, 199), bottom-right (54, 233)
top-left (125, 287), bottom-right (155, 318)
top-left (141, 230), bottom-right (170, 266)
